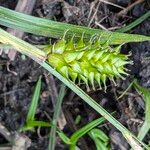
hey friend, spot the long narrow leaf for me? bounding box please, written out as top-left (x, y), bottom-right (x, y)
top-left (89, 129), bottom-right (109, 150)
top-left (70, 117), bottom-right (105, 144)
top-left (133, 80), bottom-right (150, 141)
top-left (70, 117), bottom-right (105, 150)
top-left (49, 85), bottom-right (66, 150)
top-left (27, 76), bottom-right (42, 122)
top-left (117, 11), bottom-right (150, 33)
top-left (88, 128), bottom-right (109, 143)
top-left (20, 120), bottom-right (51, 132)
top-left (0, 7), bottom-right (150, 44)
top-left (0, 27), bottom-right (46, 63)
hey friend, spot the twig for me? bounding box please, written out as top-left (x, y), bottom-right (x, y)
top-left (6, 0), bottom-right (36, 61)
top-left (99, 0), bottom-right (125, 9)
top-left (0, 123), bottom-right (31, 150)
top-left (0, 123), bottom-right (12, 142)
top-left (6, 61), bottom-right (18, 76)
top-left (117, 0), bottom-right (145, 17)
top-left (88, 0), bottom-right (99, 19)
top-left (95, 21), bottom-right (108, 30)
top-left (88, 1), bottom-right (101, 27)
top-left (12, 132), bottom-right (31, 150)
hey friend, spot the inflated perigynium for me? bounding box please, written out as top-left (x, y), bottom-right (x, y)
top-left (46, 36), bottom-right (132, 91)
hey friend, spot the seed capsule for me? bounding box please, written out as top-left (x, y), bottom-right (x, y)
top-left (47, 36), bottom-right (132, 91)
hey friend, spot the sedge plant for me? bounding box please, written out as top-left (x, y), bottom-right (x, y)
top-left (0, 6), bottom-right (150, 149)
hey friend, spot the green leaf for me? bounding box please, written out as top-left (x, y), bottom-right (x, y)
top-left (26, 76), bottom-right (42, 122)
top-left (133, 80), bottom-right (150, 140)
top-left (27, 120), bottom-right (51, 127)
top-left (75, 115), bottom-right (81, 125)
top-left (70, 117), bottom-right (105, 144)
top-left (91, 138), bottom-right (108, 150)
top-left (117, 11), bottom-right (150, 33)
top-left (20, 120), bottom-right (51, 132)
top-left (88, 128), bottom-right (109, 143)
top-left (49, 85), bottom-right (66, 150)
top-left (95, 139), bottom-right (109, 150)
top-left (0, 6), bottom-right (150, 45)
top-left (57, 131), bottom-right (71, 145)
top-left (88, 128), bottom-right (109, 150)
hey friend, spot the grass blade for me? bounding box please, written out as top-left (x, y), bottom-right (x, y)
top-left (117, 81), bottom-right (134, 100)
top-left (57, 131), bottom-right (71, 145)
top-left (0, 27), bottom-right (46, 63)
top-left (117, 11), bottom-right (150, 33)
top-left (57, 117), bottom-right (105, 149)
top-left (49, 85), bottom-right (66, 150)
top-left (92, 139), bottom-right (108, 150)
top-left (88, 128), bottom-right (109, 143)
top-left (26, 76), bottom-right (42, 122)
top-left (0, 6), bottom-right (150, 44)
top-left (88, 128), bottom-right (109, 150)
top-left (20, 121), bottom-right (51, 132)
top-left (27, 121), bottom-right (51, 127)
top-left (133, 80), bottom-right (150, 141)
top-left (70, 117), bottom-right (105, 145)
top-left (59, 117), bottom-right (105, 149)
top-left (19, 76), bottom-right (53, 132)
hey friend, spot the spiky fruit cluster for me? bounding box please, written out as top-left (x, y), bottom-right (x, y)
top-left (46, 36), bottom-right (132, 91)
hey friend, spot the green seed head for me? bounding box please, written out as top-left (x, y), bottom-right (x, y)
top-left (47, 36), bottom-right (132, 91)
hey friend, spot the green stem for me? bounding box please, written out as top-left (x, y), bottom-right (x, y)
top-left (48, 85), bottom-right (66, 150)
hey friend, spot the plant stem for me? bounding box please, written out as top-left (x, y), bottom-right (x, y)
top-left (49, 85), bottom-right (66, 150)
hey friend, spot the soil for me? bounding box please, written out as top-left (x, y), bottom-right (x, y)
top-left (0, 0), bottom-right (150, 150)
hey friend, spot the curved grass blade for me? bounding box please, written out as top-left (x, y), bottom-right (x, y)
top-left (0, 27), bottom-right (46, 63)
top-left (26, 76), bottom-right (42, 122)
top-left (88, 128), bottom-right (109, 150)
top-left (20, 121), bottom-right (51, 132)
top-left (88, 128), bottom-right (109, 143)
top-left (57, 131), bottom-right (71, 145)
top-left (117, 11), bottom-right (150, 33)
top-left (70, 117), bottom-right (105, 145)
top-left (49, 85), bottom-right (66, 150)
top-left (133, 80), bottom-right (150, 141)
top-left (0, 6), bottom-right (150, 45)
